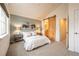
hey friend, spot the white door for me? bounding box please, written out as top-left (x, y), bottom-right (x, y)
top-left (74, 9), bottom-right (79, 53)
top-left (76, 10), bottom-right (79, 53)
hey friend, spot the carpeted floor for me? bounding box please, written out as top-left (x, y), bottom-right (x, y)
top-left (7, 41), bottom-right (79, 56)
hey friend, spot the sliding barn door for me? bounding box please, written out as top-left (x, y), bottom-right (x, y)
top-left (48, 16), bottom-right (56, 41)
top-left (44, 16), bottom-right (56, 41)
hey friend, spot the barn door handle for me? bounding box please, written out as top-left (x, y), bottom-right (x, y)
top-left (66, 32), bottom-right (68, 33)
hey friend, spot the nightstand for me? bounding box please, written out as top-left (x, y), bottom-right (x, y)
top-left (14, 33), bottom-right (23, 42)
top-left (36, 32), bottom-right (42, 35)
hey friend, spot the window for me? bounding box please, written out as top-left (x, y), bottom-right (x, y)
top-left (0, 5), bottom-right (9, 38)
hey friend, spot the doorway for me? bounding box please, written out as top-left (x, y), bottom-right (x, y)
top-left (44, 15), bottom-right (56, 41)
top-left (60, 18), bottom-right (69, 47)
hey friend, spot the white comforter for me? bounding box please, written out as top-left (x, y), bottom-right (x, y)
top-left (23, 35), bottom-right (51, 50)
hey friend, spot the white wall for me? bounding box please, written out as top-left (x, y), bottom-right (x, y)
top-left (0, 19), bottom-right (10, 55)
top-left (0, 34), bottom-right (10, 56)
top-left (43, 4), bottom-right (68, 42)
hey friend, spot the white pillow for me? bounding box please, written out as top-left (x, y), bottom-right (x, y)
top-left (31, 31), bottom-right (36, 36)
top-left (22, 32), bottom-right (31, 39)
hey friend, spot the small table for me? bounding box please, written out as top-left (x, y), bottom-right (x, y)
top-left (14, 34), bottom-right (23, 42)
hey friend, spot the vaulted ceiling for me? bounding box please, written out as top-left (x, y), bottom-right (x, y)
top-left (6, 3), bottom-right (61, 20)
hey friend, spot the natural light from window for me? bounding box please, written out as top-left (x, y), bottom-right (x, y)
top-left (0, 5), bottom-right (9, 38)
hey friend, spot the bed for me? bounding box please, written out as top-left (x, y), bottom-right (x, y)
top-left (22, 32), bottom-right (51, 50)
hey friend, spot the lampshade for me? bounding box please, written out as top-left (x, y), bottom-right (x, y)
top-left (13, 24), bottom-right (21, 34)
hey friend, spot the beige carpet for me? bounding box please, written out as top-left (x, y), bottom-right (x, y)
top-left (7, 41), bottom-right (79, 56)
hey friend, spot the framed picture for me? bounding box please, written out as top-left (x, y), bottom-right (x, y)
top-left (31, 24), bottom-right (36, 29)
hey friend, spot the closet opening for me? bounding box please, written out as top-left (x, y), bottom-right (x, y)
top-left (60, 18), bottom-right (69, 47)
